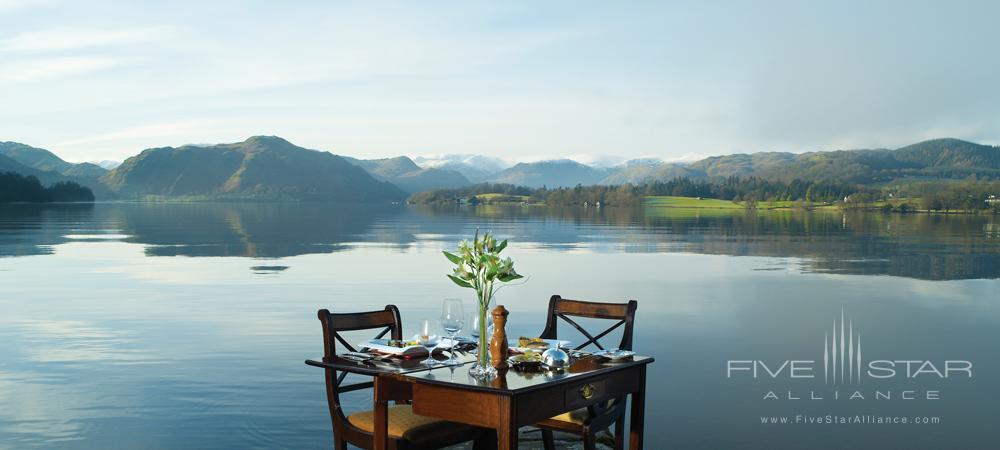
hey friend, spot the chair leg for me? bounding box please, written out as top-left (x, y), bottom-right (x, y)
top-left (582, 429), bottom-right (597, 450)
top-left (614, 419), bottom-right (625, 450)
top-left (541, 429), bottom-right (556, 450)
top-left (472, 431), bottom-right (497, 450)
top-left (334, 436), bottom-right (347, 450)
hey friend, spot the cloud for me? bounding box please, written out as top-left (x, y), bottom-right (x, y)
top-left (1, 56), bottom-right (127, 81)
top-left (4, 2), bottom-right (997, 161)
top-left (0, 27), bottom-right (174, 82)
top-left (54, 119), bottom-right (231, 147)
top-left (0, 0), bottom-right (50, 12)
top-left (0, 26), bottom-right (174, 52)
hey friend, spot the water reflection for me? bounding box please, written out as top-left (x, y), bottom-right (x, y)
top-left (0, 203), bottom-right (998, 449)
top-left (111, 203), bottom-right (405, 258)
top-left (0, 204), bottom-right (97, 257)
top-left (1, 203), bottom-right (999, 280)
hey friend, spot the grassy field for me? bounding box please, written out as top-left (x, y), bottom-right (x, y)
top-left (473, 193), bottom-right (533, 203)
top-left (642, 196), bottom-right (741, 208)
top-left (642, 196), bottom-right (834, 210)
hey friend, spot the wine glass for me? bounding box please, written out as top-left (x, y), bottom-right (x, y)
top-left (440, 298), bottom-right (465, 366)
top-left (419, 319), bottom-right (438, 367)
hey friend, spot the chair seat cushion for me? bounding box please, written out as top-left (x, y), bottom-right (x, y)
top-left (347, 404), bottom-right (478, 443)
top-left (542, 398), bottom-right (620, 429)
top-left (550, 407), bottom-right (590, 425)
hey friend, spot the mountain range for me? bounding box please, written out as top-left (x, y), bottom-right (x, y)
top-left (489, 159), bottom-right (607, 188)
top-left (680, 138), bottom-right (1000, 183)
top-left (1, 136), bottom-right (998, 201)
top-left (338, 155), bottom-right (470, 193)
top-left (1, 141), bottom-right (114, 198)
top-left (412, 154), bottom-right (509, 183)
top-left (1, 141), bottom-right (108, 179)
top-left (407, 139), bottom-right (999, 187)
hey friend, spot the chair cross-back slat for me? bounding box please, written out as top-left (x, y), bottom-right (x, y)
top-left (333, 334), bottom-right (357, 353)
top-left (540, 295), bottom-right (637, 351)
top-left (331, 325), bottom-right (392, 354)
top-left (556, 313), bottom-right (626, 350)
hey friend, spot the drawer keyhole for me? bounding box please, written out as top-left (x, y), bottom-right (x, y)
top-left (579, 384), bottom-right (595, 400)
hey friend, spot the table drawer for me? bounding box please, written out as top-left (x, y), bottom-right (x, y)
top-left (564, 380), bottom-right (607, 409)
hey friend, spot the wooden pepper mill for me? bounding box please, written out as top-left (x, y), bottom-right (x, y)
top-left (490, 305), bottom-right (510, 370)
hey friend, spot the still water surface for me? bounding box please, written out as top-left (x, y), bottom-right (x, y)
top-left (0, 203), bottom-right (997, 449)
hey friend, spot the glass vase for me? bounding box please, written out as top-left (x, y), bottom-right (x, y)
top-left (468, 297), bottom-right (497, 379)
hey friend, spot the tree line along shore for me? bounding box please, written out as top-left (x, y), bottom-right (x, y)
top-left (408, 177), bottom-right (1000, 214)
top-left (0, 172), bottom-right (94, 203)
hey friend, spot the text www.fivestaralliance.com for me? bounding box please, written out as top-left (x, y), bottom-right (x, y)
top-left (760, 415), bottom-right (941, 425)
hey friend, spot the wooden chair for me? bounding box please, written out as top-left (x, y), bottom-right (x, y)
top-left (535, 295), bottom-right (638, 450)
top-left (317, 306), bottom-right (495, 450)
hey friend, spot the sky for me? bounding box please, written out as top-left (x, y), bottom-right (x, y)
top-left (1, 0), bottom-right (998, 163)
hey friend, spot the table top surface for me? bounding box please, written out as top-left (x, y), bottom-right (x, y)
top-left (403, 355), bottom-right (653, 394)
top-left (306, 352), bottom-right (654, 394)
top-left (305, 350), bottom-right (480, 376)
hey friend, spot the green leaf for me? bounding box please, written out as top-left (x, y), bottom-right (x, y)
top-left (498, 273), bottom-right (523, 282)
top-left (443, 251), bottom-right (463, 265)
top-left (496, 239), bottom-right (508, 252)
top-left (447, 275), bottom-right (473, 288)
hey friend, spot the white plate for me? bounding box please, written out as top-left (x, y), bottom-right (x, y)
top-left (358, 339), bottom-right (429, 356)
top-left (594, 349), bottom-right (635, 362)
top-left (508, 338), bottom-right (571, 352)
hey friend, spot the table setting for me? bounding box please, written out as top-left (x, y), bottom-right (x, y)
top-left (305, 231), bottom-right (653, 450)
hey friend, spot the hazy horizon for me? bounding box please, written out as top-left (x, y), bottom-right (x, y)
top-left (5, 133), bottom-right (997, 169)
top-left (2, 1), bottom-right (999, 163)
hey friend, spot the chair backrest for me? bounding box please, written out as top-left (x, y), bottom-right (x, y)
top-left (317, 306), bottom-right (403, 439)
top-left (539, 295), bottom-right (637, 351)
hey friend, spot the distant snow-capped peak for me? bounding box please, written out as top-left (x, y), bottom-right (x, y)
top-left (411, 154), bottom-right (511, 172)
top-left (91, 160), bottom-right (121, 170)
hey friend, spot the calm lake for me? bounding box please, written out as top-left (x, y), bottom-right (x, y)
top-left (0, 203), bottom-right (997, 449)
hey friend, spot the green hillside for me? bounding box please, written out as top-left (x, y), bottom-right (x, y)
top-left (0, 153), bottom-right (50, 179)
top-left (0, 141), bottom-right (108, 178)
top-left (103, 136), bottom-right (406, 201)
top-left (59, 162), bottom-right (108, 178)
top-left (349, 156), bottom-right (421, 178)
top-left (656, 138), bottom-right (1000, 184)
top-left (488, 159), bottom-right (607, 188)
top-left (600, 162), bottom-right (703, 185)
top-left (891, 138), bottom-right (1000, 177)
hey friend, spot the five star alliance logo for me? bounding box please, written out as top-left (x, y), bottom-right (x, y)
top-left (824, 310), bottom-right (862, 385)
top-left (726, 309), bottom-right (973, 401)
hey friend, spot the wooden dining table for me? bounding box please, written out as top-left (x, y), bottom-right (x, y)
top-left (306, 349), bottom-right (653, 450)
